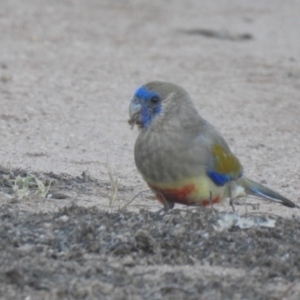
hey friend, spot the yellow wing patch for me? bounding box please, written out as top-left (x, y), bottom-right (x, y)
top-left (212, 144), bottom-right (241, 176)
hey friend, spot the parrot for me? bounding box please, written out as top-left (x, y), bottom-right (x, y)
top-left (128, 81), bottom-right (298, 210)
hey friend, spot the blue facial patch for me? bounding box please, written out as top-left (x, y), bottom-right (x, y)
top-left (134, 86), bottom-right (162, 128)
top-left (135, 86), bottom-right (159, 101)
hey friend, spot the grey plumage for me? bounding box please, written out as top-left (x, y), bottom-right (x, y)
top-left (129, 81), bottom-right (299, 209)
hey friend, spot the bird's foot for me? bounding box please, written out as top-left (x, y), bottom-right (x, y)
top-left (208, 191), bottom-right (219, 216)
top-left (229, 198), bottom-right (236, 212)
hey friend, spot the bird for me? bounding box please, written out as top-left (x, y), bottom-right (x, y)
top-left (128, 81), bottom-right (298, 210)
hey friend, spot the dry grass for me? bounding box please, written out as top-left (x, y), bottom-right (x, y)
top-left (11, 174), bottom-right (52, 200)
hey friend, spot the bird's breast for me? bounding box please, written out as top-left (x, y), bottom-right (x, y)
top-left (134, 128), bottom-right (206, 183)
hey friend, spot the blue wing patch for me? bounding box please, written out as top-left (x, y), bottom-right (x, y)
top-left (207, 170), bottom-right (242, 186)
top-left (207, 171), bottom-right (232, 186)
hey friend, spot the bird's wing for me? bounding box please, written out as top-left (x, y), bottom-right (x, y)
top-left (206, 143), bottom-right (243, 186)
top-left (192, 123), bottom-right (243, 186)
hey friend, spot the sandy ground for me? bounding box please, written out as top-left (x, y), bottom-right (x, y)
top-left (1, 0), bottom-right (300, 299)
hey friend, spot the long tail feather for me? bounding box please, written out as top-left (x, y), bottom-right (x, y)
top-left (241, 178), bottom-right (299, 208)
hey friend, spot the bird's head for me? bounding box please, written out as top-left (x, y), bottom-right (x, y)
top-left (128, 81), bottom-right (192, 129)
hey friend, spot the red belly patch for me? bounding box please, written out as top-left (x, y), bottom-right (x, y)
top-left (149, 184), bottom-right (221, 206)
top-left (201, 197), bottom-right (221, 206)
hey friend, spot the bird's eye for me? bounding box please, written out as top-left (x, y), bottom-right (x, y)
top-left (150, 96), bottom-right (159, 104)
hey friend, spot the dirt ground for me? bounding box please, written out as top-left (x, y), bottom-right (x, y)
top-left (1, 0), bottom-right (300, 299)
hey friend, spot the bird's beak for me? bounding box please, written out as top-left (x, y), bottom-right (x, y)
top-left (128, 97), bottom-right (142, 128)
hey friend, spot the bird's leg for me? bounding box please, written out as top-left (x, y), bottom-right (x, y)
top-left (155, 190), bottom-right (174, 214)
top-left (229, 188), bottom-right (236, 212)
top-left (209, 191), bottom-right (218, 216)
top-left (209, 190), bottom-right (212, 205)
top-left (229, 199), bottom-right (236, 212)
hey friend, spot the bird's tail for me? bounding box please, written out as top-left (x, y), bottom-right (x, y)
top-left (238, 177), bottom-right (299, 208)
